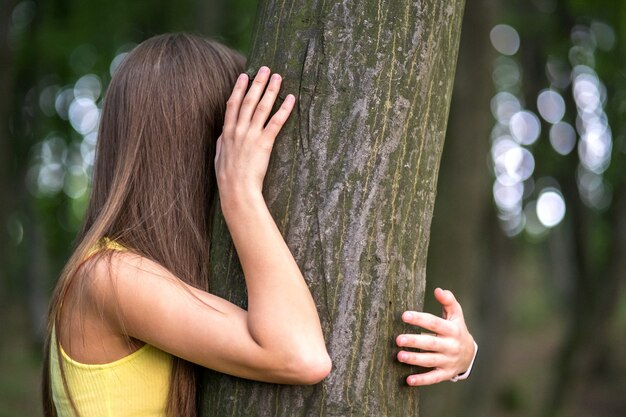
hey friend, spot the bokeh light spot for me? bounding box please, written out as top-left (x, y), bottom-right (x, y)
top-left (549, 122), bottom-right (577, 155)
top-left (573, 72), bottom-right (602, 113)
top-left (590, 21), bottom-right (615, 51)
top-left (64, 166), bottom-right (89, 199)
top-left (578, 130), bottom-right (612, 174)
top-left (7, 215), bottom-right (24, 245)
top-left (110, 52), bottom-right (129, 77)
top-left (524, 201), bottom-right (548, 237)
top-left (492, 56), bottom-right (521, 90)
top-left (498, 211), bottom-right (525, 237)
top-left (54, 87), bottom-right (74, 120)
top-left (546, 57), bottom-right (571, 90)
top-left (537, 89), bottom-right (565, 124)
top-left (37, 163), bottom-right (64, 194)
top-left (493, 181), bottom-right (524, 212)
top-left (80, 132), bottom-right (98, 167)
top-left (41, 136), bottom-right (67, 164)
top-left (69, 97), bottom-right (99, 135)
top-left (509, 111), bottom-right (541, 145)
top-left (492, 137), bottom-right (535, 184)
top-left (569, 45), bottom-right (595, 69)
top-left (39, 85), bottom-right (60, 117)
top-left (571, 25), bottom-right (596, 51)
top-left (491, 92), bottom-right (521, 124)
top-left (536, 189), bottom-right (566, 227)
top-left (11, 1), bottom-right (36, 32)
top-left (576, 166), bottom-right (612, 210)
top-left (490, 24), bottom-right (520, 56)
top-left (74, 74), bottom-right (102, 101)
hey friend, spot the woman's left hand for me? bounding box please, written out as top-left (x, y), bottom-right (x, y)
top-left (396, 288), bottom-right (477, 386)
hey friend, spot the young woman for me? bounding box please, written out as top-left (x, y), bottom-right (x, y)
top-left (42, 33), bottom-right (476, 417)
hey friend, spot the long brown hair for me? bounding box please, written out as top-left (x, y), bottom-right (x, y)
top-left (42, 33), bottom-right (245, 417)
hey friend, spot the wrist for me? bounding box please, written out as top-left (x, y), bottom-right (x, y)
top-left (450, 340), bottom-right (478, 382)
top-left (219, 185), bottom-right (266, 219)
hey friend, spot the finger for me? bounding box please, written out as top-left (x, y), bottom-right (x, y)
top-left (397, 351), bottom-right (445, 368)
top-left (396, 334), bottom-right (445, 353)
top-left (263, 94), bottom-right (295, 139)
top-left (402, 311), bottom-right (455, 336)
top-left (406, 369), bottom-right (450, 386)
top-left (223, 74), bottom-right (249, 138)
top-left (250, 73), bottom-right (282, 129)
top-left (238, 66), bottom-right (271, 123)
top-left (434, 288), bottom-right (464, 321)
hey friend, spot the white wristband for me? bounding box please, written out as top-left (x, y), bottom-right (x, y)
top-left (450, 340), bottom-right (478, 382)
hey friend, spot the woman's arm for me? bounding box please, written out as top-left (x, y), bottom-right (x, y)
top-left (84, 67), bottom-right (330, 385)
top-left (214, 66), bottom-right (331, 380)
top-left (396, 288), bottom-right (477, 386)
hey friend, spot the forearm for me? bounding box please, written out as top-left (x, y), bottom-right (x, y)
top-left (221, 190), bottom-right (328, 370)
top-left (214, 68), bottom-right (329, 382)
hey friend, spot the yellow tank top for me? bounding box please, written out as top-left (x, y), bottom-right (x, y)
top-left (50, 239), bottom-right (173, 416)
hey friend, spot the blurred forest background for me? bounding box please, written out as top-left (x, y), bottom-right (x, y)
top-left (1, 0), bottom-right (625, 416)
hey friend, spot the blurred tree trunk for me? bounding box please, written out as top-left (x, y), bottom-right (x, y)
top-left (0, 0), bottom-right (16, 307)
top-left (420, 0), bottom-right (499, 415)
top-left (202, 0), bottom-right (465, 416)
top-left (425, 0), bottom-right (495, 321)
top-left (545, 180), bottom-right (626, 417)
top-left (7, 0), bottom-right (52, 347)
top-left (195, 0), bottom-right (227, 38)
top-left (194, 0), bottom-right (258, 52)
top-left (538, 4), bottom-right (626, 416)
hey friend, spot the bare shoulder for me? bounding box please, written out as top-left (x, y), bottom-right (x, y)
top-left (58, 251), bottom-right (172, 362)
top-left (86, 249), bottom-right (174, 287)
top-left (83, 250), bottom-right (241, 338)
top-left (82, 250), bottom-right (181, 325)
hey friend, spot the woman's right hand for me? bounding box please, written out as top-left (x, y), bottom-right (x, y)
top-left (208, 67), bottom-right (329, 384)
top-left (215, 66), bottom-right (295, 207)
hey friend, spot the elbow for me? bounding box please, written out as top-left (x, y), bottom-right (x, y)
top-left (287, 351), bottom-right (332, 385)
top-left (304, 351), bottom-right (332, 384)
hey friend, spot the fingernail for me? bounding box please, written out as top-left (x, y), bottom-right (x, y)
top-left (404, 312), bottom-right (413, 320)
top-left (271, 73), bottom-right (281, 82)
top-left (397, 336), bottom-right (406, 345)
top-left (408, 376), bottom-right (415, 385)
top-left (259, 66), bottom-right (270, 75)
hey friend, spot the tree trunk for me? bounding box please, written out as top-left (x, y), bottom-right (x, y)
top-left (0, 0), bottom-right (16, 305)
top-left (202, 0), bottom-right (465, 415)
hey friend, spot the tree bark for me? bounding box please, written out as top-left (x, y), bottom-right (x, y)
top-left (202, 0), bottom-right (465, 415)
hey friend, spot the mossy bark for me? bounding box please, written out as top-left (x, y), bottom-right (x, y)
top-left (202, 0), bottom-right (465, 415)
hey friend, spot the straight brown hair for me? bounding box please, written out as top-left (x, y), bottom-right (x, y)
top-left (42, 33), bottom-right (245, 417)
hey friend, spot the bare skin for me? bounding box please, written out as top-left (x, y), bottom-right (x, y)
top-left (397, 288), bottom-right (477, 386)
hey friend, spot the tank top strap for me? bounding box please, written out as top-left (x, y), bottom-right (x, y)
top-left (85, 237), bottom-right (127, 259)
top-left (101, 237), bottom-right (126, 252)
